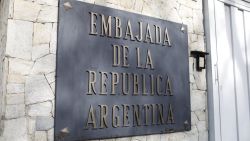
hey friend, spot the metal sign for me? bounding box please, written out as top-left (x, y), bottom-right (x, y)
top-left (55, 1), bottom-right (191, 140)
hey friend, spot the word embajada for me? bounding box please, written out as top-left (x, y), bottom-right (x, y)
top-left (89, 12), bottom-right (171, 46)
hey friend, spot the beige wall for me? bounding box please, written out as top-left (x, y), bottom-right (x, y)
top-left (0, 0), bottom-right (207, 141)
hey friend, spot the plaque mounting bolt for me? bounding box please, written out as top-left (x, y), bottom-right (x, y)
top-left (184, 120), bottom-right (190, 131)
top-left (181, 25), bottom-right (185, 32)
top-left (64, 2), bottom-right (72, 11)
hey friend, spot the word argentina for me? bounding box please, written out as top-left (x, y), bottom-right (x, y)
top-left (89, 12), bottom-right (172, 46)
top-left (85, 104), bottom-right (174, 129)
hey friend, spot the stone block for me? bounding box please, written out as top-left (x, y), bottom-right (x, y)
top-left (52, 100), bottom-right (55, 117)
top-left (178, 0), bottom-right (202, 10)
top-left (146, 134), bottom-right (160, 141)
top-left (32, 44), bottom-right (50, 61)
top-left (142, 0), bottom-right (162, 18)
top-left (191, 90), bottom-right (206, 111)
top-left (50, 82), bottom-right (55, 94)
top-left (160, 134), bottom-right (169, 141)
top-left (193, 24), bottom-right (204, 35)
top-left (7, 83), bottom-right (24, 94)
top-left (103, 139), bottom-right (115, 141)
top-left (50, 23), bottom-right (57, 54)
top-left (6, 94), bottom-right (25, 105)
top-left (133, 0), bottom-right (143, 12)
top-left (197, 121), bottom-right (207, 132)
top-left (193, 70), bottom-right (206, 90)
top-left (168, 132), bottom-right (186, 141)
top-left (189, 35), bottom-right (205, 51)
top-left (198, 131), bottom-right (208, 141)
top-left (2, 118), bottom-right (28, 141)
top-left (184, 133), bottom-right (198, 141)
top-left (9, 58), bottom-right (33, 75)
top-left (37, 0), bottom-right (58, 6)
top-left (77, 0), bottom-right (95, 4)
top-left (190, 74), bottom-right (195, 83)
top-left (31, 54), bottom-right (56, 74)
top-left (8, 74), bottom-right (25, 83)
top-left (191, 112), bottom-right (199, 126)
top-left (131, 135), bottom-right (146, 141)
top-left (188, 34), bottom-right (198, 44)
top-left (36, 116), bottom-right (54, 131)
top-left (165, 8), bottom-right (182, 24)
top-left (115, 137), bottom-right (131, 141)
top-left (94, 0), bottom-right (106, 5)
top-left (28, 101), bottom-right (52, 116)
top-left (5, 104), bottom-right (25, 119)
top-left (119, 0), bottom-right (135, 9)
top-left (33, 23), bottom-right (52, 46)
top-left (186, 125), bottom-right (198, 136)
top-left (47, 128), bottom-right (54, 141)
top-left (8, 0), bottom-right (15, 18)
top-left (6, 20), bottom-right (33, 60)
top-left (182, 17), bottom-right (194, 33)
top-left (28, 118), bottom-right (36, 134)
top-left (179, 5), bottom-right (193, 19)
top-left (195, 110), bottom-right (206, 121)
top-left (14, 0), bottom-right (41, 21)
top-left (193, 9), bottom-right (204, 34)
top-left (25, 75), bottom-right (54, 104)
top-left (45, 72), bottom-right (55, 84)
top-left (37, 5), bottom-right (58, 23)
top-left (35, 131), bottom-right (47, 141)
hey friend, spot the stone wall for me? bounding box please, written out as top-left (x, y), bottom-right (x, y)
top-left (0, 0), bottom-right (10, 136)
top-left (0, 0), bottom-right (207, 141)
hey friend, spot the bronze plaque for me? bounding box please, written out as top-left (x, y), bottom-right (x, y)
top-left (55, 1), bottom-right (191, 140)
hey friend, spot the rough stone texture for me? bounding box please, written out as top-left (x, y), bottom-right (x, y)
top-left (9, 58), bottom-right (33, 75)
top-left (13, 0), bottom-right (41, 21)
top-left (32, 44), bottom-right (50, 61)
top-left (45, 72), bottom-right (55, 84)
top-left (28, 118), bottom-right (36, 135)
top-left (37, 5), bottom-right (58, 23)
top-left (50, 23), bottom-right (57, 54)
top-left (36, 116), bottom-right (54, 131)
top-left (0, 0), bottom-right (207, 141)
top-left (147, 134), bottom-right (161, 141)
top-left (34, 131), bottom-right (47, 141)
top-left (5, 20), bottom-right (33, 60)
top-left (5, 104), bottom-right (25, 119)
top-left (28, 102), bottom-right (52, 117)
top-left (131, 136), bottom-right (146, 141)
top-left (50, 82), bottom-right (56, 94)
top-left (37, 0), bottom-right (58, 6)
top-left (6, 83), bottom-right (24, 94)
top-left (191, 90), bottom-right (206, 111)
top-left (115, 137), bottom-right (131, 141)
top-left (195, 110), bottom-right (206, 121)
top-left (33, 23), bottom-right (52, 46)
top-left (1, 118), bottom-right (27, 141)
top-left (31, 54), bottom-right (56, 74)
top-left (25, 75), bottom-right (54, 104)
top-left (0, 59), bottom-right (8, 137)
top-left (6, 94), bottom-right (25, 105)
top-left (47, 128), bottom-right (54, 141)
top-left (0, 0), bottom-right (10, 134)
top-left (8, 74), bottom-right (25, 83)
